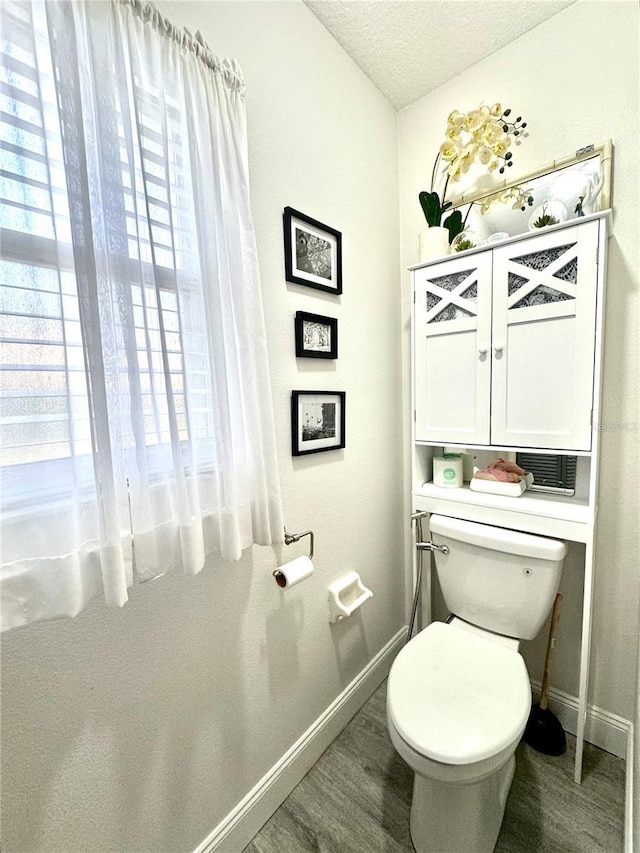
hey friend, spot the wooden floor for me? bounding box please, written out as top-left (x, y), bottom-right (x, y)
top-left (244, 681), bottom-right (625, 853)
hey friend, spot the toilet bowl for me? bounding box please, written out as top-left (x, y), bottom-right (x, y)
top-left (387, 515), bottom-right (567, 853)
top-left (387, 619), bottom-right (531, 853)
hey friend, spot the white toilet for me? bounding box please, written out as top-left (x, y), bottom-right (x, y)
top-left (387, 514), bottom-right (567, 853)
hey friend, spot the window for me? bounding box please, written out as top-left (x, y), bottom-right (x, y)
top-left (2, 2), bottom-right (84, 468)
top-left (1, 0), bottom-right (283, 631)
top-left (1, 3), bottom-right (208, 467)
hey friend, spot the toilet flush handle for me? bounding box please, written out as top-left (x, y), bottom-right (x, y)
top-left (416, 541), bottom-right (449, 555)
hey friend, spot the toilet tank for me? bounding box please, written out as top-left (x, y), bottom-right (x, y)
top-left (430, 515), bottom-right (567, 640)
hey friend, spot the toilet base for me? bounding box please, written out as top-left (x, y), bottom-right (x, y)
top-left (410, 753), bottom-right (515, 853)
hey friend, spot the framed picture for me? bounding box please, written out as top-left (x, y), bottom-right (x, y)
top-left (283, 207), bottom-right (342, 294)
top-left (295, 311), bottom-right (338, 359)
top-left (291, 390), bottom-right (346, 456)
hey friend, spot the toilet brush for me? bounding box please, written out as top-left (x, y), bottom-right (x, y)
top-left (523, 593), bottom-right (567, 756)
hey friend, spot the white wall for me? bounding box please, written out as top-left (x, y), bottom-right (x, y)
top-left (399, 0), bottom-right (640, 722)
top-left (0, 3), bottom-right (403, 851)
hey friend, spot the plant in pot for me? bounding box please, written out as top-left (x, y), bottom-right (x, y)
top-left (528, 199), bottom-right (568, 230)
top-left (532, 203), bottom-right (560, 228)
top-left (451, 234), bottom-right (477, 253)
top-left (419, 103), bottom-right (529, 261)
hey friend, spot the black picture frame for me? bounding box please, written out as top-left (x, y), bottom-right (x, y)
top-left (283, 207), bottom-right (342, 294)
top-left (291, 390), bottom-right (346, 456)
top-left (295, 311), bottom-right (338, 359)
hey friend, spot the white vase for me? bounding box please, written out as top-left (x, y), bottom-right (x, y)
top-left (418, 226), bottom-right (449, 262)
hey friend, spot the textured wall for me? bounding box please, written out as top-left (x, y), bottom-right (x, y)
top-left (0, 3), bottom-right (403, 851)
top-left (398, 0), bottom-right (640, 721)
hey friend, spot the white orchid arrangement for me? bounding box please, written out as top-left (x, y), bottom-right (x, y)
top-left (478, 185), bottom-right (534, 215)
top-left (420, 103), bottom-right (532, 244)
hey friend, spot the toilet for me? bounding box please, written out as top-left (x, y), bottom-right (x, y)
top-left (387, 514), bottom-right (567, 853)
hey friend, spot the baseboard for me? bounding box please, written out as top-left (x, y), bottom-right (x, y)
top-left (530, 679), bottom-right (631, 759)
top-left (194, 627), bottom-right (407, 853)
top-left (624, 723), bottom-right (634, 853)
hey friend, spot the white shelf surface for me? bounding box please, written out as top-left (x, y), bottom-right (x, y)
top-left (413, 481), bottom-right (593, 542)
top-left (407, 209), bottom-right (611, 271)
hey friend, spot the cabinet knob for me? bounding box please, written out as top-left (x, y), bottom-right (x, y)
top-left (493, 344), bottom-right (504, 354)
top-left (478, 346), bottom-right (488, 355)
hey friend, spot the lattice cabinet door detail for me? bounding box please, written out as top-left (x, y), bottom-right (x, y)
top-left (491, 220), bottom-right (599, 450)
top-left (414, 253), bottom-right (492, 444)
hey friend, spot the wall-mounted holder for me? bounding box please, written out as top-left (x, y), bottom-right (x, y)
top-left (328, 571), bottom-right (373, 623)
top-left (283, 527), bottom-right (314, 559)
top-left (273, 527), bottom-right (315, 588)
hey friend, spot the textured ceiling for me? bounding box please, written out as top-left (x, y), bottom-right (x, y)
top-left (304, 1), bottom-right (576, 110)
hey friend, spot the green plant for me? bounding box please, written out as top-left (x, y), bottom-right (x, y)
top-left (418, 190), bottom-right (451, 228)
top-left (533, 212), bottom-right (559, 228)
top-left (453, 238), bottom-right (476, 252)
top-left (532, 203), bottom-right (559, 228)
top-left (420, 103), bottom-right (529, 244)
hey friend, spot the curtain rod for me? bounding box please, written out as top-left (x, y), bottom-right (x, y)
top-left (117, 0), bottom-right (246, 94)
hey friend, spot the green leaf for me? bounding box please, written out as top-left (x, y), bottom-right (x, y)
top-left (419, 190), bottom-right (443, 227)
top-left (443, 210), bottom-right (463, 244)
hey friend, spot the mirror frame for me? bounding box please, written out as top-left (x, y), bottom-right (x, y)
top-left (449, 138), bottom-right (613, 213)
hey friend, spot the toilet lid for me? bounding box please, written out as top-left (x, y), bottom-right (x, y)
top-left (388, 622), bottom-right (531, 765)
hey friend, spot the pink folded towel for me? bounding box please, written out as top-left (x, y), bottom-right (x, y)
top-left (474, 458), bottom-right (529, 483)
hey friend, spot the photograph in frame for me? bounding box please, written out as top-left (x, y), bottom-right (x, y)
top-left (291, 390), bottom-right (346, 456)
top-left (283, 207), bottom-right (342, 294)
top-left (295, 311), bottom-right (338, 359)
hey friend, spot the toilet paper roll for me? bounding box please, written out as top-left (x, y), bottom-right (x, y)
top-left (433, 455), bottom-right (463, 488)
top-left (273, 556), bottom-right (314, 589)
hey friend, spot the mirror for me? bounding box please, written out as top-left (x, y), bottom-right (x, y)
top-left (449, 139), bottom-right (612, 245)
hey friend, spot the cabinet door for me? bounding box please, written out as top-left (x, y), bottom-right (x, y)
top-left (491, 221), bottom-right (599, 450)
top-left (414, 253), bottom-right (492, 444)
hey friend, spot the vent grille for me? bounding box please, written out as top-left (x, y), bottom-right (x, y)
top-left (516, 453), bottom-right (577, 495)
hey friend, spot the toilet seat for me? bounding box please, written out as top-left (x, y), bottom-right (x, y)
top-left (387, 621), bottom-right (531, 766)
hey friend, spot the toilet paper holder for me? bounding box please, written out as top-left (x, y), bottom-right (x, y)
top-left (284, 526), bottom-right (314, 559)
top-left (328, 571), bottom-right (373, 623)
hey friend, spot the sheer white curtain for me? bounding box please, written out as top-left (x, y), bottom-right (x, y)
top-left (0, 0), bottom-right (284, 630)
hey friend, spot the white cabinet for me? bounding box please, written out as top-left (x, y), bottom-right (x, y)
top-left (414, 252), bottom-right (492, 445)
top-left (414, 220), bottom-right (600, 451)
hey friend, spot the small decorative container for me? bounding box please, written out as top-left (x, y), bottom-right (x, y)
top-left (418, 226), bottom-right (450, 262)
top-left (528, 200), bottom-right (568, 231)
top-left (451, 230), bottom-right (479, 253)
top-left (485, 231), bottom-right (509, 244)
top-left (470, 477), bottom-right (526, 497)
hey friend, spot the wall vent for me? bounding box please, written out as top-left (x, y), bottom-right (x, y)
top-left (516, 452), bottom-right (577, 495)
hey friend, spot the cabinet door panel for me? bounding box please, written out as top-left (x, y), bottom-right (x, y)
top-left (491, 222), bottom-right (598, 450)
top-left (414, 254), bottom-right (492, 444)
